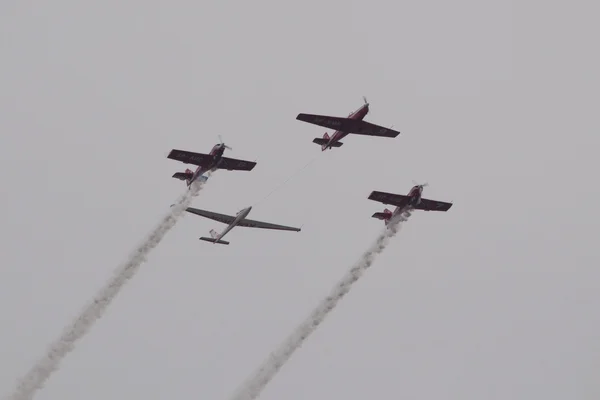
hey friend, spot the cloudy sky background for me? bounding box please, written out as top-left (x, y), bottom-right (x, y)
top-left (1, 0), bottom-right (599, 399)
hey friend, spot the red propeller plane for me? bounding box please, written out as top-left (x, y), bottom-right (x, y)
top-left (296, 97), bottom-right (401, 151)
top-left (167, 136), bottom-right (256, 187)
top-left (368, 183), bottom-right (453, 225)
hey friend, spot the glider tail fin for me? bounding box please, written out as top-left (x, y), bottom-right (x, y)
top-left (199, 237), bottom-right (230, 245)
top-left (199, 229), bottom-right (229, 245)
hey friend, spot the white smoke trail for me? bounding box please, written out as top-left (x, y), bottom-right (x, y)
top-left (228, 208), bottom-right (413, 400)
top-left (6, 177), bottom-right (209, 400)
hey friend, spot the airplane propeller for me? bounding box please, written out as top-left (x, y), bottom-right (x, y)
top-left (218, 134), bottom-right (232, 150)
top-left (412, 180), bottom-right (429, 188)
top-left (362, 96), bottom-right (373, 117)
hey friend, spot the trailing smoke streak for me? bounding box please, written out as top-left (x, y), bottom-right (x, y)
top-left (7, 177), bottom-right (209, 400)
top-left (228, 208), bottom-right (413, 400)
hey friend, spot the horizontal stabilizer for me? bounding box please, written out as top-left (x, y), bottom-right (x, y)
top-left (172, 172), bottom-right (192, 180)
top-left (199, 237), bottom-right (230, 245)
top-left (371, 212), bottom-right (391, 220)
top-left (312, 138), bottom-right (343, 147)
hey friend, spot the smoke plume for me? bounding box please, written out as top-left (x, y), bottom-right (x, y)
top-left (228, 209), bottom-right (412, 400)
top-left (6, 179), bottom-right (208, 400)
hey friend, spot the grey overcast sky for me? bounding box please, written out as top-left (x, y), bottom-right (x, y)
top-left (1, 0), bottom-right (599, 399)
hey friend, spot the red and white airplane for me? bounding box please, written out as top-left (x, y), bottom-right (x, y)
top-left (296, 97), bottom-right (401, 151)
top-left (368, 183), bottom-right (453, 225)
top-left (167, 136), bottom-right (256, 187)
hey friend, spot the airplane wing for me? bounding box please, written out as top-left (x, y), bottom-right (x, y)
top-left (368, 191), bottom-right (410, 208)
top-left (415, 198), bottom-right (453, 212)
top-left (296, 114), bottom-right (400, 137)
top-left (218, 156), bottom-right (257, 171)
top-left (167, 149), bottom-right (213, 167)
top-left (349, 120), bottom-right (401, 138)
top-left (297, 113), bottom-right (354, 131)
top-left (237, 218), bottom-right (301, 231)
top-left (184, 207), bottom-right (236, 224)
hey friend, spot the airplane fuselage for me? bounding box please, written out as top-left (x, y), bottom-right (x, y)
top-left (213, 206), bottom-right (252, 241)
top-left (385, 185), bottom-right (423, 224)
top-left (323, 104), bottom-right (369, 150)
top-left (187, 144), bottom-right (226, 186)
top-left (407, 185), bottom-right (423, 207)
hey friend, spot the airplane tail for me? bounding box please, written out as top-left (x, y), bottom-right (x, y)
top-left (371, 208), bottom-right (393, 222)
top-left (199, 229), bottom-right (229, 245)
top-left (312, 132), bottom-right (343, 151)
top-left (172, 169), bottom-right (208, 186)
top-left (172, 168), bottom-right (193, 182)
top-left (172, 168), bottom-right (198, 185)
top-left (199, 237), bottom-right (230, 245)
